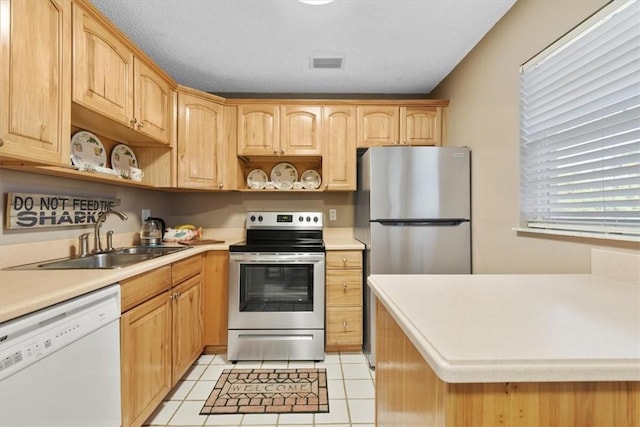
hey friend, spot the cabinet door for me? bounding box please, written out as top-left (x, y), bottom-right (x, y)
top-left (177, 92), bottom-right (225, 189)
top-left (0, 0), bottom-right (70, 164)
top-left (326, 270), bottom-right (362, 306)
top-left (400, 106), bottom-right (442, 146)
top-left (326, 250), bottom-right (363, 270)
top-left (326, 307), bottom-right (363, 348)
top-left (237, 105), bottom-right (279, 156)
top-left (121, 291), bottom-right (172, 427)
top-left (357, 106), bottom-right (399, 147)
top-left (280, 106), bottom-right (322, 156)
top-left (322, 106), bottom-right (356, 190)
top-left (172, 275), bottom-right (203, 384)
top-left (134, 59), bottom-right (172, 144)
top-left (72, 3), bottom-right (133, 125)
top-left (203, 251), bottom-right (229, 348)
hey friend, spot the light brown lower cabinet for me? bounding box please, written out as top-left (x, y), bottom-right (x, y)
top-left (203, 251), bottom-right (229, 353)
top-left (121, 289), bottom-right (173, 427)
top-left (120, 255), bottom-right (203, 427)
top-left (375, 299), bottom-right (640, 427)
top-left (325, 250), bottom-right (363, 352)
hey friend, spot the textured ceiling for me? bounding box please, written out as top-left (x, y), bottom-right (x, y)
top-left (90, 0), bottom-right (516, 95)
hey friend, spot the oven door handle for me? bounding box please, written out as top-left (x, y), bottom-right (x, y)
top-left (230, 254), bottom-right (325, 263)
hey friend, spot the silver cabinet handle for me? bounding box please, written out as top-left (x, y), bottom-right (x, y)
top-left (280, 148), bottom-right (285, 155)
top-left (218, 183), bottom-right (223, 189)
top-left (273, 149), bottom-right (278, 155)
top-left (137, 121), bottom-right (144, 129)
top-left (342, 257), bottom-right (347, 265)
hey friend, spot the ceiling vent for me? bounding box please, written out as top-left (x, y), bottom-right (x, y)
top-left (310, 56), bottom-right (344, 69)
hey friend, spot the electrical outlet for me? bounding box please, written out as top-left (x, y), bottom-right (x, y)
top-left (329, 208), bottom-right (337, 221)
top-left (141, 208), bottom-right (151, 222)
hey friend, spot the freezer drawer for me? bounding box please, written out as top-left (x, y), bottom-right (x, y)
top-left (370, 221), bottom-right (471, 274)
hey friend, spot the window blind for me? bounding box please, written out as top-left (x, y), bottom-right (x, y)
top-left (520, 0), bottom-right (640, 238)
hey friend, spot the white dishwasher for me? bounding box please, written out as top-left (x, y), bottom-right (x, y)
top-left (0, 284), bottom-right (121, 426)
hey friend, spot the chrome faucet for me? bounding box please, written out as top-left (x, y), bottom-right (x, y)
top-left (93, 209), bottom-right (128, 253)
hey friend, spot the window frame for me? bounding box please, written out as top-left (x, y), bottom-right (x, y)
top-left (518, 0), bottom-right (640, 242)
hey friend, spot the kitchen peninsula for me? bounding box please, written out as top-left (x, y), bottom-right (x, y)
top-left (369, 250), bottom-right (640, 427)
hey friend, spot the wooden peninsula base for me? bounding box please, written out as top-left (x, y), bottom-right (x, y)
top-left (376, 300), bottom-right (639, 427)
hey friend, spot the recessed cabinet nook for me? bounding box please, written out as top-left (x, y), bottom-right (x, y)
top-left (0, 0), bottom-right (448, 192)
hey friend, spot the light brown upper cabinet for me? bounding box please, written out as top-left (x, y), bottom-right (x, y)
top-left (72, 2), bottom-right (173, 145)
top-left (177, 89), bottom-right (226, 189)
top-left (322, 106), bottom-right (356, 191)
top-left (357, 105), bottom-right (444, 147)
top-left (237, 105), bottom-right (321, 156)
top-left (0, 0), bottom-right (71, 165)
top-left (280, 106), bottom-right (322, 156)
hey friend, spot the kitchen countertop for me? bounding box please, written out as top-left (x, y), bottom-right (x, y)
top-left (323, 228), bottom-right (365, 250)
top-left (368, 273), bottom-right (640, 383)
top-left (0, 228), bottom-right (364, 323)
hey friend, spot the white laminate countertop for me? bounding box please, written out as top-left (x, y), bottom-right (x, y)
top-left (0, 244), bottom-right (222, 323)
top-left (368, 273), bottom-right (640, 383)
top-left (0, 228), bottom-right (363, 323)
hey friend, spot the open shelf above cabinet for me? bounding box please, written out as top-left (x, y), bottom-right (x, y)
top-left (238, 157), bottom-right (323, 191)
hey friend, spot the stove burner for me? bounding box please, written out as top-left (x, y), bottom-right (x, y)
top-left (230, 211), bottom-right (325, 254)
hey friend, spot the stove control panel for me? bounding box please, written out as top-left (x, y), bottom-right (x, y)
top-left (246, 211), bottom-right (323, 229)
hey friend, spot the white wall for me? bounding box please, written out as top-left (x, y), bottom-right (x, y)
top-left (0, 168), bottom-right (354, 246)
top-left (431, 0), bottom-right (639, 273)
top-left (0, 169), bottom-right (169, 245)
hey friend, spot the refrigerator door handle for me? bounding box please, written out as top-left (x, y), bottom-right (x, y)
top-left (376, 219), bottom-right (468, 226)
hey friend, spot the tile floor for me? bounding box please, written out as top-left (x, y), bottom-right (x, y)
top-left (143, 352), bottom-right (375, 427)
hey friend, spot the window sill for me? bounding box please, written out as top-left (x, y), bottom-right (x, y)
top-left (513, 227), bottom-right (640, 243)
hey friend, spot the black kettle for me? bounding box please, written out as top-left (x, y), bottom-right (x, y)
top-left (140, 217), bottom-right (166, 245)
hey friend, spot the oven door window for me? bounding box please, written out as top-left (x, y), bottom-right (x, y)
top-left (239, 264), bottom-right (314, 312)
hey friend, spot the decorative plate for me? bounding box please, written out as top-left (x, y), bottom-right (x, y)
top-left (246, 169), bottom-right (268, 189)
top-left (301, 169), bottom-right (322, 189)
top-left (70, 130), bottom-right (106, 170)
top-left (270, 162), bottom-right (298, 189)
top-left (111, 144), bottom-right (138, 178)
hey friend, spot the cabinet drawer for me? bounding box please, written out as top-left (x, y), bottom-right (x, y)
top-left (326, 307), bottom-right (362, 346)
top-left (326, 251), bottom-right (362, 270)
top-left (326, 270), bottom-right (362, 306)
top-left (172, 254), bottom-right (202, 284)
top-left (121, 265), bottom-right (172, 312)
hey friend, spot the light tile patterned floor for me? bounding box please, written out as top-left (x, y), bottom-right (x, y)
top-left (144, 352), bottom-right (375, 427)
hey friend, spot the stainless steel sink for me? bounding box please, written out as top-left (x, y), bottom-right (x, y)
top-left (36, 253), bottom-right (155, 269)
top-left (7, 245), bottom-right (192, 270)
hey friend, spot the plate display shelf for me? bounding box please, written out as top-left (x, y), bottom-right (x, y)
top-left (239, 157), bottom-right (323, 191)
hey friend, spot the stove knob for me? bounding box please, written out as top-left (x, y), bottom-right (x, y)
top-left (250, 215), bottom-right (256, 222)
top-left (313, 216), bottom-right (319, 223)
top-left (306, 216), bottom-right (311, 222)
top-left (298, 216), bottom-right (304, 222)
top-left (258, 215), bottom-right (263, 222)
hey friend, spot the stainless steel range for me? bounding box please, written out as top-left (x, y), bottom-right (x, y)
top-left (228, 212), bottom-right (325, 362)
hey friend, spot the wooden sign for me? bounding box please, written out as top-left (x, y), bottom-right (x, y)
top-left (5, 193), bottom-right (121, 230)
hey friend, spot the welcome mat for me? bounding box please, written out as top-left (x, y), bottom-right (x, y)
top-left (201, 368), bottom-right (329, 415)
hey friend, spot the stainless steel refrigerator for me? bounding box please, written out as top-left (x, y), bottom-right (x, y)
top-left (354, 146), bottom-right (471, 368)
